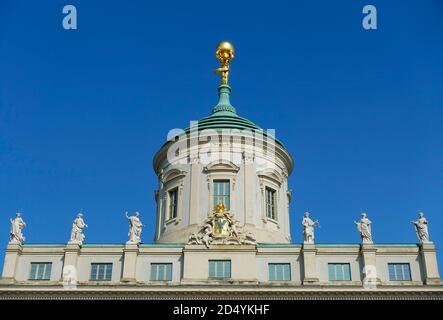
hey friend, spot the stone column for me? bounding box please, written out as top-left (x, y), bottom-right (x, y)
top-left (360, 243), bottom-right (379, 287)
top-left (420, 242), bottom-right (441, 285)
top-left (121, 244), bottom-right (139, 283)
top-left (302, 243), bottom-right (319, 284)
top-left (1, 243), bottom-right (22, 282)
top-left (189, 157), bottom-right (200, 225)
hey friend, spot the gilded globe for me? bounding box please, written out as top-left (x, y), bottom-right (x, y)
top-left (215, 41), bottom-right (234, 62)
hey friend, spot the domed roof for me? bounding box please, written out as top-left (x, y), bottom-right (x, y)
top-left (153, 83), bottom-right (294, 174)
top-left (183, 84), bottom-right (284, 146)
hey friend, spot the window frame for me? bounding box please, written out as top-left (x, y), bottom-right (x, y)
top-left (208, 260), bottom-right (231, 279)
top-left (388, 263), bottom-right (412, 281)
top-left (265, 187), bottom-right (277, 220)
top-left (29, 262), bottom-right (52, 281)
top-left (328, 263), bottom-right (352, 281)
top-left (168, 188), bottom-right (178, 220)
top-left (212, 179), bottom-right (231, 210)
top-left (150, 263), bottom-right (173, 281)
top-left (268, 263), bottom-right (291, 281)
top-left (90, 263), bottom-right (113, 281)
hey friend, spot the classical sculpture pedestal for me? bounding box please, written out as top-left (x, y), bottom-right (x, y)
top-left (302, 243), bottom-right (319, 285)
top-left (420, 242), bottom-right (442, 285)
top-left (121, 244), bottom-right (139, 283)
top-left (1, 243), bottom-right (22, 281)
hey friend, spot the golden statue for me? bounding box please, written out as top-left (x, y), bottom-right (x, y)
top-left (214, 41), bottom-right (234, 85)
top-left (215, 202), bottom-right (226, 214)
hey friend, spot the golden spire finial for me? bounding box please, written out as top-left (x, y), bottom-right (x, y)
top-left (214, 41), bottom-right (234, 85)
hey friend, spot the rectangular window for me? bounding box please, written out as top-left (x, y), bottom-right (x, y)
top-left (213, 180), bottom-right (230, 210)
top-left (388, 263), bottom-right (411, 281)
top-left (209, 260), bottom-right (231, 279)
top-left (90, 263), bottom-right (113, 281)
top-left (268, 263), bottom-right (291, 281)
top-left (168, 188), bottom-right (178, 219)
top-left (150, 263), bottom-right (173, 281)
top-left (328, 263), bottom-right (351, 281)
top-left (29, 262), bottom-right (52, 280)
top-left (265, 187), bottom-right (277, 220)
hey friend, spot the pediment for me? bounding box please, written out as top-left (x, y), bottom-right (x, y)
top-left (203, 160), bottom-right (240, 173)
top-left (257, 168), bottom-right (284, 185)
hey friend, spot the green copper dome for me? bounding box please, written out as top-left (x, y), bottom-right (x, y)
top-left (183, 84), bottom-right (280, 144)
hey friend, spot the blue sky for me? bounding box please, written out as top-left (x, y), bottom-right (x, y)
top-left (0, 0), bottom-right (442, 274)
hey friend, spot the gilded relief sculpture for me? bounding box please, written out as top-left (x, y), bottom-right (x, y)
top-left (188, 203), bottom-right (256, 248)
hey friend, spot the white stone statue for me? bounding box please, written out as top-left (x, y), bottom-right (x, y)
top-left (69, 213), bottom-right (88, 245)
top-left (9, 212), bottom-right (26, 244)
top-left (355, 212), bottom-right (373, 244)
top-left (302, 212), bottom-right (319, 244)
top-left (125, 211), bottom-right (144, 244)
top-left (411, 212), bottom-right (430, 243)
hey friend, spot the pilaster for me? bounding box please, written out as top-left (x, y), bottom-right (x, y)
top-left (360, 243), bottom-right (380, 286)
top-left (121, 244), bottom-right (139, 283)
top-left (420, 242), bottom-right (442, 285)
top-left (302, 243), bottom-right (319, 285)
top-left (189, 157), bottom-right (201, 225)
top-left (1, 243), bottom-right (22, 281)
top-left (243, 152), bottom-right (255, 227)
top-left (62, 243), bottom-right (81, 284)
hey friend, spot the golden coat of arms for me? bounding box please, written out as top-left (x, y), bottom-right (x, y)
top-left (188, 203), bottom-right (256, 248)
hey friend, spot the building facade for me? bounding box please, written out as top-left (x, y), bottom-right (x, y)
top-left (1, 42), bottom-right (442, 299)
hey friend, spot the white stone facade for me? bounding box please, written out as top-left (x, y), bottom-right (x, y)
top-left (1, 242), bottom-right (441, 288)
top-left (153, 132), bottom-right (293, 244)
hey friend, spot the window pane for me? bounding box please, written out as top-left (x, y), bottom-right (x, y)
top-left (343, 264), bottom-right (351, 281)
top-left (91, 264), bottom-right (97, 280)
top-left (158, 264), bottom-right (165, 280)
top-left (91, 263), bottom-right (112, 281)
top-left (224, 261), bottom-right (231, 278)
top-left (214, 180), bottom-right (230, 210)
top-left (329, 264), bottom-right (351, 281)
top-left (166, 264), bottom-right (173, 281)
top-left (151, 264), bottom-right (158, 280)
top-left (30, 263), bottom-right (38, 280)
top-left (269, 264), bottom-right (275, 281)
top-left (209, 261), bottom-right (215, 278)
top-left (209, 260), bottom-right (230, 278)
top-left (335, 265), bottom-right (343, 281)
top-left (388, 263), bottom-right (411, 281)
top-left (276, 264), bottom-right (283, 281)
top-left (403, 265), bottom-right (411, 281)
top-left (105, 264), bottom-right (112, 280)
top-left (44, 263), bottom-right (52, 280)
top-left (388, 264), bottom-right (395, 280)
top-left (37, 264), bottom-right (45, 280)
top-left (216, 261), bottom-right (223, 278)
top-left (395, 264), bottom-right (402, 280)
top-left (284, 264), bottom-right (291, 281)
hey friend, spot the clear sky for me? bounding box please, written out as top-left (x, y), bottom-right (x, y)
top-left (0, 0), bottom-right (442, 274)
